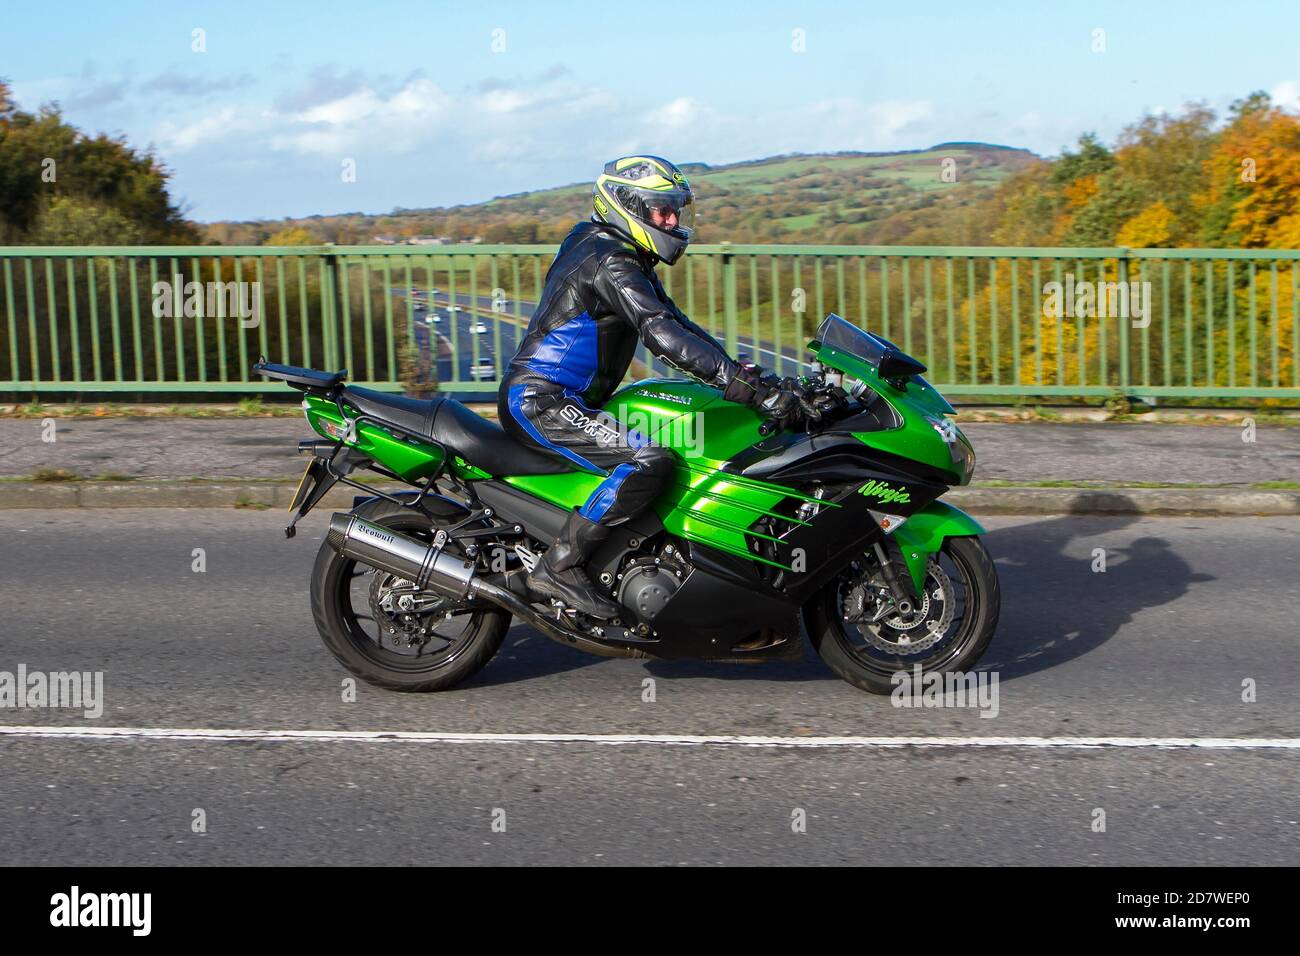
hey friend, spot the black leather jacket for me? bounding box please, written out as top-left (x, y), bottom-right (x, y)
top-left (503, 220), bottom-right (740, 405)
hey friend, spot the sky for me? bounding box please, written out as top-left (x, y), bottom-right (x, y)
top-left (4, 0), bottom-right (1300, 223)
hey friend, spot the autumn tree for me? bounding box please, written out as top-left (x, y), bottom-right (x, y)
top-left (0, 80), bottom-right (197, 244)
top-left (1195, 93), bottom-right (1300, 248)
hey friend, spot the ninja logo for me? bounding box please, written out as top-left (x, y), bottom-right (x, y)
top-left (858, 479), bottom-right (911, 505)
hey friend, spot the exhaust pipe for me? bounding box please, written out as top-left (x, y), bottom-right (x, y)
top-left (326, 513), bottom-right (476, 599)
top-left (325, 512), bottom-right (650, 659)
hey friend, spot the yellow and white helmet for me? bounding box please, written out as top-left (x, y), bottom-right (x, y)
top-left (592, 156), bottom-right (696, 265)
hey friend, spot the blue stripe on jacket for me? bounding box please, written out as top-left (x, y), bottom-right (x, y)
top-left (523, 312), bottom-right (598, 392)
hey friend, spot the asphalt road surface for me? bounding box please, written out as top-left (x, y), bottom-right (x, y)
top-left (1, 510), bottom-right (1296, 865)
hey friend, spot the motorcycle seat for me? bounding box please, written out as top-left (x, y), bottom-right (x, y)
top-left (341, 386), bottom-right (574, 477)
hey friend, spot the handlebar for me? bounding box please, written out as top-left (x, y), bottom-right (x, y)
top-left (754, 378), bottom-right (855, 440)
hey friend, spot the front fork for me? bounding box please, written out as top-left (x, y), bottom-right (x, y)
top-left (871, 540), bottom-right (919, 612)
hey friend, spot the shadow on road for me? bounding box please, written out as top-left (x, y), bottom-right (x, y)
top-left (977, 498), bottom-right (1215, 682)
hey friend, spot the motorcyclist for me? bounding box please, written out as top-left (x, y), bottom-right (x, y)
top-left (498, 155), bottom-right (808, 619)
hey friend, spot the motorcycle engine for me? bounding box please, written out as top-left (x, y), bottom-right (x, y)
top-left (615, 556), bottom-right (684, 628)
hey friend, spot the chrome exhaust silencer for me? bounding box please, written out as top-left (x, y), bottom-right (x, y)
top-left (325, 512), bottom-right (649, 659)
top-left (326, 513), bottom-right (476, 599)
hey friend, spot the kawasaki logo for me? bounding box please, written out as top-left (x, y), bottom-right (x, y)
top-left (635, 388), bottom-right (692, 406)
top-left (858, 480), bottom-right (911, 505)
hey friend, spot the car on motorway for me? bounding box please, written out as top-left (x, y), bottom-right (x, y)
top-left (470, 358), bottom-right (495, 379)
top-left (471, 322), bottom-right (490, 334)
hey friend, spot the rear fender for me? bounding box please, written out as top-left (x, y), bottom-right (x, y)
top-left (892, 500), bottom-right (986, 594)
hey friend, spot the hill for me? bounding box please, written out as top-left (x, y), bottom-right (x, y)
top-left (202, 144), bottom-right (1041, 246)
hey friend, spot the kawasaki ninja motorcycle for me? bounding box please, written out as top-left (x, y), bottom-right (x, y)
top-left (255, 314), bottom-right (998, 695)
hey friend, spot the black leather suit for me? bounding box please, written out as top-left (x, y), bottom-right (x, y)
top-left (498, 220), bottom-right (742, 525)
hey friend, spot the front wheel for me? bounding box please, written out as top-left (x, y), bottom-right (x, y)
top-left (310, 497), bottom-right (511, 692)
top-left (804, 535), bottom-right (1000, 695)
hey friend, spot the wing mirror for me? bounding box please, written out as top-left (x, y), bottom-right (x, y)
top-left (877, 348), bottom-right (926, 385)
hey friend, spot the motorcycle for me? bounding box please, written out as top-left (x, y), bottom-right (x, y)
top-left (255, 313), bottom-right (999, 694)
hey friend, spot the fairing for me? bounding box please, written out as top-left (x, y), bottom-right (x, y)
top-left (302, 313), bottom-right (983, 585)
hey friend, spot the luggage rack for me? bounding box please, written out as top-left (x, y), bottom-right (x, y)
top-left (255, 357), bottom-right (487, 534)
top-left (285, 400), bottom-right (490, 538)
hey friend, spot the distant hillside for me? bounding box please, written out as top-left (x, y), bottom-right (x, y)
top-left (203, 144), bottom-right (1041, 247)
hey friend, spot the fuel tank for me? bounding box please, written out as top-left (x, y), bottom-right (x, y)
top-left (599, 377), bottom-right (767, 461)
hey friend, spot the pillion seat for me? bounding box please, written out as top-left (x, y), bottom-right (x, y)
top-left (340, 385), bottom-right (574, 477)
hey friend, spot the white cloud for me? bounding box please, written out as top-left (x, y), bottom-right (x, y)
top-left (648, 96), bottom-right (703, 128)
top-left (299, 89), bottom-right (384, 125)
top-left (245, 77), bottom-right (450, 156)
top-left (1271, 80), bottom-right (1300, 112)
top-left (155, 106), bottom-right (245, 151)
top-left (628, 95), bottom-right (939, 160)
top-left (481, 89), bottom-right (535, 114)
top-left (867, 99), bottom-right (935, 140)
top-left (141, 68), bottom-right (1074, 218)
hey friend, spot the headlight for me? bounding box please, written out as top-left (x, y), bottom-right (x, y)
top-left (955, 434), bottom-right (976, 482)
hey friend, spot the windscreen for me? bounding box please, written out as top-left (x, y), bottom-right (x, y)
top-left (815, 314), bottom-right (893, 369)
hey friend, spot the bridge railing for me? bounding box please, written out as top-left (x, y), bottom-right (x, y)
top-left (1, 244), bottom-right (1298, 400)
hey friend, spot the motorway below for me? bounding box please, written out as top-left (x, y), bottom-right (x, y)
top-left (0, 510), bottom-right (1296, 864)
top-left (418, 288), bottom-right (793, 393)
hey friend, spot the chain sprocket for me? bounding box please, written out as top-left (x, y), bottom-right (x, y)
top-left (368, 571), bottom-right (450, 647)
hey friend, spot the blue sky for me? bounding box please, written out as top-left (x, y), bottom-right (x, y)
top-left (5, 0), bottom-right (1299, 222)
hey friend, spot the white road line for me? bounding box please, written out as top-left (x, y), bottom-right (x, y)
top-left (0, 726), bottom-right (1297, 750)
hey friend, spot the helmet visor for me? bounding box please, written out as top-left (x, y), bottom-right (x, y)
top-left (616, 185), bottom-right (696, 238)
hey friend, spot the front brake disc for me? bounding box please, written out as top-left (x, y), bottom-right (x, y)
top-left (851, 558), bottom-right (954, 655)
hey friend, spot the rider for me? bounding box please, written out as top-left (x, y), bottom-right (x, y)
top-left (498, 155), bottom-right (806, 619)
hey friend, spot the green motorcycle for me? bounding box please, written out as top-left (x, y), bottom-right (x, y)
top-left (256, 313), bottom-right (999, 694)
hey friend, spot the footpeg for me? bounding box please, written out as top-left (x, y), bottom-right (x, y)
top-left (514, 544), bottom-right (539, 572)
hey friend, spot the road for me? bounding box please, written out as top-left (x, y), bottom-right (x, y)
top-left (395, 297), bottom-right (520, 401)
top-left (1, 510), bottom-right (1296, 865)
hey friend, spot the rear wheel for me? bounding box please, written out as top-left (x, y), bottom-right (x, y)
top-left (804, 535), bottom-right (1000, 695)
top-left (310, 498), bottom-right (510, 692)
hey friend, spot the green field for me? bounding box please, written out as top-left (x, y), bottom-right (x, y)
top-left (206, 143), bottom-right (1040, 247)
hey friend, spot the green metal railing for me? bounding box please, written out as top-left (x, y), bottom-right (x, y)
top-left (2, 244), bottom-right (1298, 400)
